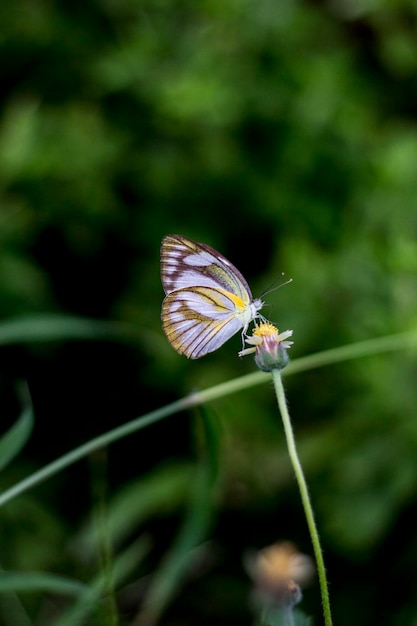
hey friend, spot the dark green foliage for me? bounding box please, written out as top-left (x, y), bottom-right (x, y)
top-left (1, 0), bottom-right (417, 623)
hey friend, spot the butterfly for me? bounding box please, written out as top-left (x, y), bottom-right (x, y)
top-left (161, 234), bottom-right (264, 359)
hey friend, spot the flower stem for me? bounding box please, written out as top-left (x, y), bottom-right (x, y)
top-left (283, 606), bottom-right (295, 626)
top-left (271, 369), bottom-right (333, 626)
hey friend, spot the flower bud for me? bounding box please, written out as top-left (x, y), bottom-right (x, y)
top-left (239, 323), bottom-right (293, 372)
top-left (246, 541), bottom-right (314, 610)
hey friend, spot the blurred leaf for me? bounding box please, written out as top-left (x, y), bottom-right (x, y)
top-left (55, 535), bottom-right (151, 626)
top-left (0, 314), bottom-right (128, 345)
top-left (0, 99), bottom-right (40, 184)
top-left (0, 591), bottom-right (32, 626)
top-left (0, 571), bottom-right (88, 596)
top-left (0, 495), bottom-right (68, 572)
top-left (0, 385), bottom-right (33, 473)
top-left (0, 253), bottom-right (49, 315)
top-left (75, 462), bottom-right (193, 560)
top-left (136, 407), bottom-right (220, 625)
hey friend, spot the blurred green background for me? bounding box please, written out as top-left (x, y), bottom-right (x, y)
top-left (1, 0), bottom-right (417, 624)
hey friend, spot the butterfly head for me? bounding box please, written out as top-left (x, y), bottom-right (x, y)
top-left (248, 297), bottom-right (265, 325)
top-left (253, 297), bottom-right (264, 313)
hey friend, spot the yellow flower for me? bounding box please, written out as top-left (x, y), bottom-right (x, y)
top-left (239, 322), bottom-right (293, 371)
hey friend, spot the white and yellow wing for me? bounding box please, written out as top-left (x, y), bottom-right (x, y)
top-left (160, 235), bottom-right (264, 359)
top-left (162, 286), bottom-right (246, 359)
top-left (161, 234), bottom-right (253, 300)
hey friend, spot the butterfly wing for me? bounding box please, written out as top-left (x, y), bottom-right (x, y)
top-left (161, 234), bottom-right (253, 301)
top-left (161, 285), bottom-right (245, 359)
top-left (160, 235), bottom-right (263, 358)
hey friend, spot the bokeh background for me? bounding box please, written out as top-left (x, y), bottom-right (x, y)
top-left (1, 0), bottom-right (417, 624)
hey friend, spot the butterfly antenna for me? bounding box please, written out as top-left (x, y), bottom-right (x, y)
top-left (260, 273), bottom-right (293, 298)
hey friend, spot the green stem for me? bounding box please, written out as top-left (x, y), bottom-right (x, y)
top-left (2, 329), bottom-right (416, 511)
top-left (0, 377), bottom-right (266, 510)
top-left (271, 369), bottom-right (333, 626)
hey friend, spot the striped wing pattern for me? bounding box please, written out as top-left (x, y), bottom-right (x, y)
top-left (160, 235), bottom-right (262, 359)
top-left (161, 234), bottom-right (252, 298)
top-left (162, 287), bottom-right (244, 359)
